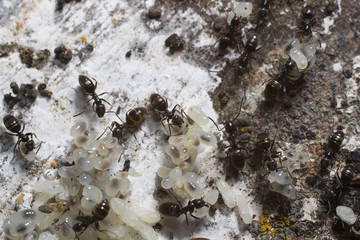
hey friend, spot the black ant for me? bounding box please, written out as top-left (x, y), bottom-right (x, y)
top-left (253, 132), bottom-right (281, 172)
top-left (213, 3), bottom-right (251, 51)
top-left (263, 59), bottom-right (298, 102)
top-left (97, 107), bottom-right (147, 141)
top-left (3, 115), bottom-right (41, 158)
top-left (149, 93), bottom-right (191, 135)
top-left (209, 97), bottom-right (249, 170)
top-left (236, 35), bottom-right (260, 75)
top-left (74, 75), bottom-right (111, 118)
top-left (297, 6), bottom-right (315, 40)
top-left (159, 198), bottom-right (210, 225)
top-left (319, 130), bottom-right (344, 174)
top-left (257, 0), bottom-right (272, 25)
top-left (72, 199), bottom-right (110, 238)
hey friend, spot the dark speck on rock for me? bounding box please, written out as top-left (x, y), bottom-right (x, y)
top-left (303, 95), bottom-right (309, 102)
top-left (285, 121), bottom-right (291, 127)
top-left (330, 99), bottom-right (337, 108)
top-left (331, 84), bottom-right (337, 93)
top-left (341, 100), bottom-right (348, 107)
top-left (300, 125), bottom-right (307, 132)
top-left (337, 125), bottom-right (344, 131)
top-left (358, 87), bottom-right (360, 95)
top-left (319, 63), bottom-right (326, 70)
top-left (305, 176), bottom-right (318, 187)
top-left (342, 84), bottom-right (346, 89)
top-left (165, 34), bottom-right (185, 54)
top-left (125, 50), bottom-right (131, 58)
top-left (353, 201), bottom-right (360, 212)
top-left (293, 130), bottom-right (300, 138)
top-left (343, 69), bottom-right (352, 78)
top-left (306, 130), bottom-right (316, 140)
top-left (350, 149), bottom-right (360, 162)
top-left (292, 138), bottom-right (300, 144)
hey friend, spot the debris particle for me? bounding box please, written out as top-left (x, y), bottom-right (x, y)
top-left (125, 50), bottom-right (132, 58)
top-left (15, 193), bottom-right (24, 206)
top-left (343, 69), bottom-right (353, 78)
top-left (165, 34), bottom-right (185, 54)
top-left (148, 6), bottom-right (162, 19)
top-left (54, 44), bottom-right (72, 64)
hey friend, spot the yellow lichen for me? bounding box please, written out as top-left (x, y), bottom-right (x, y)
top-left (60, 104), bottom-right (65, 110)
top-left (81, 35), bottom-right (87, 42)
top-left (112, 18), bottom-right (118, 23)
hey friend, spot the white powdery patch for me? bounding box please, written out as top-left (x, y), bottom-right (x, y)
top-left (332, 62), bottom-right (342, 72)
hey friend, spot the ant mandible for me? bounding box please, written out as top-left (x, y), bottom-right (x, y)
top-left (74, 75), bottom-right (111, 118)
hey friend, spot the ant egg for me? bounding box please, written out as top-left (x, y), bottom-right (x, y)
top-left (75, 156), bottom-right (94, 172)
top-left (70, 120), bottom-right (87, 137)
top-left (284, 38), bottom-right (301, 55)
top-left (119, 178), bottom-right (132, 195)
top-left (161, 177), bottom-right (174, 189)
top-left (234, 2), bottom-right (253, 18)
top-left (81, 195), bottom-right (97, 211)
top-left (105, 178), bottom-right (122, 197)
top-left (183, 172), bottom-right (202, 198)
top-left (287, 161), bottom-right (301, 173)
top-left (187, 106), bottom-right (209, 126)
top-left (165, 144), bottom-right (182, 164)
top-left (69, 178), bottom-right (81, 196)
top-left (182, 148), bottom-right (198, 172)
top-left (111, 144), bottom-right (124, 156)
top-left (169, 135), bottom-right (187, 146)
top-left (104, 136), bottom-right (118, 148)
top-left (179, 161), bottom-right (191, 170)
top-left (283, 150), bottom-right (299, 161)
top-left (217, 180), bottom-right (236, 208)
top-left (37, 212), bottom-right (56, 230)
top-left (289, 48), bottom-right (308, 70)
top-left (83, 185), bottom-right (103, 203)
top-left (268, 170), bottom-right (292, 185)
top-left (187, 135), bottom-right (201, 148)
top-left (75, 135), bottom-right (92, 149)
top-left (9, 209), bottom-right (39, 237)
top-left (38, 231), bottom-right (58, 240)
top-left (270, 183), bottom-right (296, 198)
top-left (58, 219), bottom-right (76, 240)
top-left (93, 156), bottom-right (115, 171)
top-left (336, 206), bottom-right (357, 225)
top-left (3, 219), bottom-right (13, 239)
top-left (189, 128), bottom-right (217, 146)
top-left (78, 173), bottom-right (93, 185)
top-left (58, 165), bottom-right (82, 178)
top-left (204, 189), bottom-right (219, 205)
top-left (24, 231), bottom-right (38, 240)
top-left (94, 171), bottom-right (109, 190)
top-left (302, 43), bottom-right (316, 58)
top-left (96, 142), bottom-right (109, 156)
top-left (297, 151), bottom-right (310, 162)
top-left (69, 196), bottom-right (80, 215)
top-left (157, 166), bottom-right (172, 178)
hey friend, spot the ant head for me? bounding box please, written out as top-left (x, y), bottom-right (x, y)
top-left (302, 6), bottom-right (315, 20)
top-left (258, 8), bottom-right (267, 21)
top-left (246, 35), bottom-right (258, 52)
top-left (191, 199), bottom-right (209, 209)
top-left (95, 103), bottom-right (106, 118)
top-left (285, 59), bottom-right (296, 70)
top-left (340, 165), bottom-right (356, 184)
top-left (230, 16), bottom-right (240, 28)
top-left (72, 223), bottom-right (83, 233)
top-left (320, 157), bottom-right (331, 170)
top-left (172, 114), bottom-right (184, 126)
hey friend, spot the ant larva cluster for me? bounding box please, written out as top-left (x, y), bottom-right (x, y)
top-left (157, 106), bottom-right (218, 214)
top-left (3, 120), bottom-right (160, 240)
top-left (283, 38), bottom-right (316, 74)
top-left (266, 146), bottom-right (309, 198)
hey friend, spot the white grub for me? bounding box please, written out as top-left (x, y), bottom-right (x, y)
top-left (289, 48), bottom-right (308, 70)
top-left (33, 176), bottom-right (63, 195)
top-left (58, 165), bottom-right (82, 178)
top-left (157, 166), bottom-right (172, 178)
top-left (131, 203), bottom-right (161, 224)
top-left (111, 198), bottom-right (159, 240)
top-left (38, 231), bottom-right (59, 240)
top-left (78, 173), bottom-right (93, 185)
top-left (235, 192), bottom-right (252, 224)
top-left (269, 182), bottom-right (296, 198)
top-left (217, 180), bottom-right (236, 208)
top-left (268, 170), bottom-right (292, 185)
top-left (24, 231), bottom-right (38, 240)
top-left (204, 189), bottom-right (219, 205)
top-left (336, 206), bottom-right (357, 225)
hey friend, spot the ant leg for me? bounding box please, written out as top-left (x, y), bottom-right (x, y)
top-left (11, 140), bottom-right (20, 162)
top-left (100, 98), bottom-right (112, 106)
top-left (208, 117), bottom-right (223, 131)
top-left (96, 125), bottom-right (113, 141)
top-left (98, 92), bottom-right (109, 97)
top-left (73, 108), bottom-right (86, 117)
top-left (189, 212), bottom-right (201, 220)
top-left (5, 132), bottom-right (17, 136)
